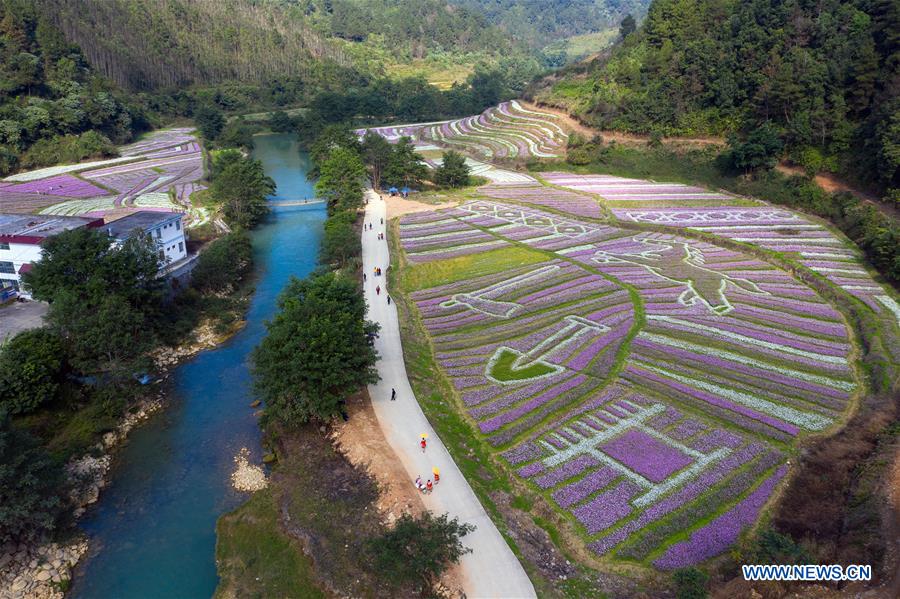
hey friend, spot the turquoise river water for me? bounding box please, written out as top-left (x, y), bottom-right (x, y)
top-left (71, 133), bottom-right (324, 598)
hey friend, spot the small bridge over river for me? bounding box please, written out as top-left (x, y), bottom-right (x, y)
top-left (268, 198), bottom-right (326, 207)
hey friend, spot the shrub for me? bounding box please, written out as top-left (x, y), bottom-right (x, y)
top-left (0, 410), bottom-right (66, 544)
top-left (319, 210), bottom-right (360, 268)
top-left (433, 150), bottom-right (471, 188)
top-left (368, 512), bottom-right (475, 588)
top-left (725, 122), bottom-right (784, 172)
top-left (0, 328), bottom-right (65, 415)
top-left (252, 271), bottom-right (379, 424)
top-left (191, 231), bottom-right (254, 294)
top-left (673, 567), bottom-right (708, 599)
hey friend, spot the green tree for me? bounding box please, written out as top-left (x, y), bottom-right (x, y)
top-left (433, 150), bottom-right (471, 188)
top-left (217, 118), bottom-right (256, 150)
top-left (383, 137), bottom-right (427, 189)
top-left (194, 103), bottom-right (225, 141)
top-left (190, 231), bottom-right (253, 293)
top-left (361, 131), bottom-right (393, 190)
top-left (48, 288), bottom-right (153, 378)
top-left (619, 14), bottom-right (637, 39)
top-left (309, 124), bottom-right (360, 173)
top-left (315, 146), bottom-right (367, 213)
top-left (268, 110), bottom-right (296, 133)
top-left (0, 328), bottom-right (65, 415)
top-left (211, 156), bottom-right (274, 228)
top-left (252, 271), bottom-right (379, 424)
top-left (726, 122), bottom-right (784, 172)
top-left (22, 227), bottom-right (164, 378)
top-left (319, 210), bottom-right (360, 268)
top-left (210, 148), bottom-right (243, 178)
top-left (369, 512), bottom-right (475, 589)
top-left (23, 227), bottom-right (163, 313)
top-left (0, 410), bottom-right (65, 544)
top-left (673, 567), bottom-right (708, 599)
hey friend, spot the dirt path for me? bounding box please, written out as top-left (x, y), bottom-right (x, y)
top-left (776, 164), bottom-right (898, 219)
top-left (383, 194), bottom-right (459, 219)
top-left (519, 100), bottom-right (726, 148)
top-left (330, 390), bottom-right (465, 595)
top-left (362, 189), bottom-right (537, 598)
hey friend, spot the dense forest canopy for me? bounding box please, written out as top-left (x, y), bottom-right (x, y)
top-left (532, 0), bottom-right (900, 192)
top-left (30, 0), bottom-right (553, 92)
top-left (0, 0), bottom-right (150, 174)
top-left (449, 0), bottom-right (650, 48)
top-left (34, 0), bottom-right (359, 90)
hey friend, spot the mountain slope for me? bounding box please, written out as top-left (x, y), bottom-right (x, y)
top-left (35, 0), bottom-right (358, 90)
top-left (34, 0), bottom-right (536, 92)
top-left (0, 0), bottom-right (149, 175)
top-left (531, 0), bottom-right (900, 191)
top-left (450, 0), bottom-right (650, 48)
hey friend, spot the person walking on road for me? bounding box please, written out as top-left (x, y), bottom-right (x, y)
top-left (390, 387), bottom-right (396, 401)
top-left (420, 437), bottom-right (427, 452)
top-left (387, 295), bottom-right (391, 305)
top-left (426, 479), bottom-right (433, 493)
top-left (432, 466), bottom-right (440, 484)
top-left (363, 273), bottom-right (367, 282)
top-left (376, 285), bottom-right (381, 295)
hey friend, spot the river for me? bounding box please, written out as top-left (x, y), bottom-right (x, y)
top-left (71, 133), bottom-right (324, 598)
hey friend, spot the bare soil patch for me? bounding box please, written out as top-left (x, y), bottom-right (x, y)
top-left (382, 193), bottom-right (458, 219)
top-left (520, 100), bottom-right (726, 148)
top-left (330, 390), bottom-right (466, 595)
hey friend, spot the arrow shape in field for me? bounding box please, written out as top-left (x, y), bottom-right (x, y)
top-left (486, 315), bottom-right (610, 383)
top-left (440, 264), bottom-right (560, 318)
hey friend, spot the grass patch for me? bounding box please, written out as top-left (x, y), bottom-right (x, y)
top-left (214, 489), bottom-right (324, 599)
top-left (488, 348), bottom-right (556, 382)
top-left (401, 245), bottom-right (548, 292)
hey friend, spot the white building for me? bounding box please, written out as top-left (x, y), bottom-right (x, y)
top-left (0, 214), bottom-right (104, 298)
top-left (1, 211), bottom-right (187, 300)
top-left (105, 211), bottom-right (187, 268)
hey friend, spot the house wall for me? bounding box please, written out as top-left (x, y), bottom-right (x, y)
top-left (0, 242), bottom-right (42, 297)
top-left (146, 216), bottom-right (187, 265)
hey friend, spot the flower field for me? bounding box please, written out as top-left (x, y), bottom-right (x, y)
top-left (1, 128), bottom-right (204, 226)
top-left (394, 189), bottom-right (889, 569)
top-left (540, 172), bottom-right (745, 207)
top-left (420, 101), bottom-right (568, 160)
top-left (532, 171), bottom-right (900, 326)
top-left (480, 183), bottom-right (604, 219)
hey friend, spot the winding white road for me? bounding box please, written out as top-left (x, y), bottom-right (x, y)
top-left (362, 189), bottom-right (536, 598)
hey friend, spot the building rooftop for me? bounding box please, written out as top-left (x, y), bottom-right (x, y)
top-left (0, 213), bottom-right (103, 243)
top-left (104, 211), bottom-right (183, 239)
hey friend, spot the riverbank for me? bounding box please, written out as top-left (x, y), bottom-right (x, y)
top-left (0, 316), bottom-right (242, 599)
top-left (214, 390), bottom-right (467, 598)
top-left (63, 133), bottom-right (323, 598)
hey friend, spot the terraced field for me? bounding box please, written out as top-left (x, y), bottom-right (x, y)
top-left (356, 101), bottom-right (569, 183)
top-left (394, 174), bottom-right (899, 569)
top-left (0, 129), bottom-right (207, 226)
top-left (420, 101), bottom-right (568, 160)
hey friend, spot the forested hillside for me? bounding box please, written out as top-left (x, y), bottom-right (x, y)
top-left (451, 0), bottom-right (649, 48)
top-left (0, 0), bottom-right (150, 175)
top-left (31, 0), bottom-right (545, 92)
top-left (35, 0), bottom-right (359, 90)
top-left (532, 0), bottom-right (900, 192)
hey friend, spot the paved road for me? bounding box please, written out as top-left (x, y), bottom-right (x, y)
top-left (0, 299), bottom-right (48, 344)
top-left (362, 190), bottom-right (536, 598)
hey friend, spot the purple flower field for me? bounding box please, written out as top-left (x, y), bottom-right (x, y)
top-left (2, 128), bottom-right (202, 222)
top-left (419, 101), bottom-right (568, 160)
top-left (396, 189), bottom-right (871, 569)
